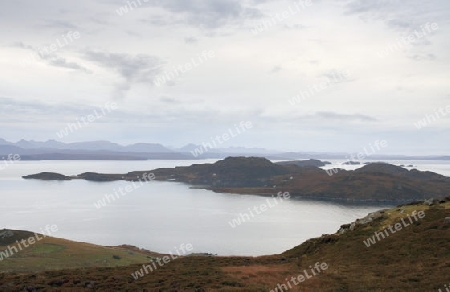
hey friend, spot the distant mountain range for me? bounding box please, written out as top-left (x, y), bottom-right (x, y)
top-left (0, 138), bottom-right (449, 161)
top-left (0, 138), bottom-right (171, 152)
top-left (0, 138), bottom-right (278, 160)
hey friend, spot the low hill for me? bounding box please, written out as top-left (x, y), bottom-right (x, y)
top-left (0, 199), bottom-right (448, 290)
top-left (22, 172), bottom-right (71, 180)
top-left (150, 156), bottom-right (291, 187)
top-left (276, 159), bottom-right (331, 167)
top-left (0, 230), bottom-right (158, 274)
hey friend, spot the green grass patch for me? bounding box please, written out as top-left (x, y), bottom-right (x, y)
top-left (29, 243), bottom-right (66, 254)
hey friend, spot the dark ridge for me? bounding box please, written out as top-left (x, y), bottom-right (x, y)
top-left (0, 229), bottom-right (37, 246)
top-left (77, 172), bottom-right (123, 182)
top-left (355, 163), bottom-right (411, 175)
top-left (22, 172), bottom-right (71, 180)
top-left (276, 159), bottom-right (331, 167)
top-left (356, 163), bottom-right (448, 180)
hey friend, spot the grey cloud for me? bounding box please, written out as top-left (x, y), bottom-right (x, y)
top-left (142, 16), bottom-right (174, 27)
top-left (343, 0), bottom-right (395, 16)
top-left (184, 36), bottom-right (199, 44)
top-left (341, 0), bottom-right (449, 33)
top-left (269, 66), bottom-right (282, 74)
top-left (264, 111), bottom-right (377, 124)
top-left (0, 96), bottom-right (138, 124)
top-left (111, 83), bottom-right (132, 100)
top-left (0, 97), bottom-right (54, 119)
top-left (126, 30), bottom-right (142, 37)
top-left (0, 97), bottom-right (104, 123)
top-left (78, 51), bottom-right (164, 99)
top-left (292, 23), bottom-right (307, 30)
top-left (40, 19), bottom-right (78, 29)
top-left (249, 0), bottom-right (272, 4)
top-left (0, 96), bottom-right (250, 125)
top-left (14, 42), bottom-right (33, 50)
top-left (89, 17), bottom-right (110, 26)
top-left (315, 112), bottom-right (377, 122)
top-left (46, 56), bottom-right (91, 72)
top-left (165, 80), bottom-right (177, 87)
top-left (318, 70), bottom-right (354, 83)
top-left (160, 96), bottom-right (178, 103)
top-left (387, 19), bottom-right (413, 30)
top-left (408, 53), bottom-right (437, 61)
top-left (408, 38), bottom-right (432, 48)
top-left (141, 0), bottom-right (263, 28)
top-left (15, 42), bottom-right (90, 73)
top-left (84, 51), bottom-right (164, 83)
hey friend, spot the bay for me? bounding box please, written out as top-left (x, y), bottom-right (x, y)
top-left (2, 159), bottom-right (445, 256)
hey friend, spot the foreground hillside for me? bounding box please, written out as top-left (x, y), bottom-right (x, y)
top-left (1, 199), bottom-right (449, 291)
top-left (0, 231), bottom-right (158, 274)
top-left (24, 157), bottom-right (450, 203)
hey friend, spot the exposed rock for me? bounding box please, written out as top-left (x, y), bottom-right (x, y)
top-left (338, 223), bottom-right (352, 234)
top-left (356, 211), bottom-right (385, 225)
top-left (338, 222), bottom-right (357, 234)
top-left (356, 216), bottom-right (373, 225)
top-left (444, 217), bottom-right (450, 224)
top-left (424, 198), bottom-right (440, 206)
top-left (339, 210), bottom-right (386, 234)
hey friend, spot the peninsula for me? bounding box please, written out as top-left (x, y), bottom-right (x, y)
top-left (23, 157), bottom-right (450, 203)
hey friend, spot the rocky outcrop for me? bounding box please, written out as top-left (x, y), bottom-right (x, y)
top-left (338, 210), bottom-right (387, 234)
top-left (424, 198), bottom-right (440, 206)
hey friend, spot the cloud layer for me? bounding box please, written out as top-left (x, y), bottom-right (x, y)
top-left (0, 0), bottom-right (449, 154)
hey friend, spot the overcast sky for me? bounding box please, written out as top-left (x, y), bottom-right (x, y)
top-left (0, 0), bottom-right (449, 155)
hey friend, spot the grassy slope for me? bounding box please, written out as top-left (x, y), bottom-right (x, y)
top-left (0, 201), bottom-right (448, 291)
top-left (280, 200), bottom-right (450, 291)
top-left (0, 233), bottom-right (155, 273)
